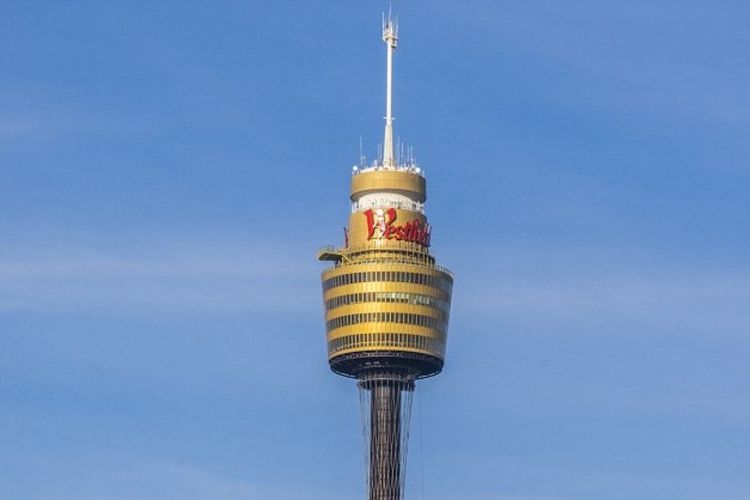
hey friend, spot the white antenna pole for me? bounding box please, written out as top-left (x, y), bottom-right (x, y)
top-left (382, 9), bottom-right (398, 167)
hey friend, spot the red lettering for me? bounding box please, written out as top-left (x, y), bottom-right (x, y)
top-left (363, 209), bottom-right (377, 239)
top-left (385, 208), bottom-right (397, 227)
top-left (402, 222), bottom-right (412, 239)
top-left (362, 209), bottom-right (432, 247)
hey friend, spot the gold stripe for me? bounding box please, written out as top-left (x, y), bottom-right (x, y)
top-left (327, 332), bottom-right (446, 359)
top-left (321, 262), bottom-right (452, 280)
top-left (326, 323), bottom-right (444, 340)
top-left (324, 303), bottom-right (445, 321)
top-left (322, 282), bottom-right (451, 302)
top-left (350, 170), bottom-right (426, 202)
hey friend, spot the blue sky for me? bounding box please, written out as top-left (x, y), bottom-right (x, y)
top-left (1, 1), bottom-right (749, 499)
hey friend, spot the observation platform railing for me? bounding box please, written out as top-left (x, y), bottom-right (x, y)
top-left (351, 199), bottom-right (425, 214)
top-left (317, 241), bottom-right (453, 278)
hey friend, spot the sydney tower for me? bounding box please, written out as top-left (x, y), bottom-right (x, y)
top-left (318, 12), bottom-right (454, 500)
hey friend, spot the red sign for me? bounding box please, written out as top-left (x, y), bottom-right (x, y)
top-left (363, 208), bottom-right (431, 246)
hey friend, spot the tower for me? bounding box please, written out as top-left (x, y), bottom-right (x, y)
top-left (318, 11), bottom-right (453, 500)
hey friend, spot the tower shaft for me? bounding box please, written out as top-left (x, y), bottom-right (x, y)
top-left (359, 373), bottom-right (414, 500)
top-left (369, 379), bottom-right (402, 500)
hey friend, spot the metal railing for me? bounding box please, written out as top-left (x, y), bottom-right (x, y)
top-left (351, 164), bottom-right (424, 177)
top-left (352, 199), bottom-right (425, 214)
top-left (318, 242), bottom-right (453, 278)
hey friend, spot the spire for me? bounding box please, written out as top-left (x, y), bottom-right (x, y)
top-left (382, 9), bottom-right (398, 168)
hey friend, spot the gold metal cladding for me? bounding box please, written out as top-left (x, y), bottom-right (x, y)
top-left (326, 326), bottom-right (446, 349)
top-left (328, 339), bottom-right (445, 356)
top-left (322, 271), bottom-right (452, 299)
top-left (347, 208), bottom-right (427, 247)
top-left (327, 333), bottom-right (446, 359)
top-left (323, 291), bottom-right (451, 315)
top-left (350, 170), bottom-right (426, 202)
top-left (325, 304), bottom-right (447, 326)
top-left (320, 261), bottom-right (453, 362)
top-left (323, 284), bottom-right (451, 309)
top-left (327, 323), bottom-right (444, 341)
top-left (321, 261), bottom-right (453, 281)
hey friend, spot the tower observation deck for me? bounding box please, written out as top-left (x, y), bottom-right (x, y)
top-left (318, 11), bottom-right (453, 500)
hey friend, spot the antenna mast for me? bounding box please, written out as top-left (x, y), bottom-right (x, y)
top-left (382, 9), bottom-right (398, 168)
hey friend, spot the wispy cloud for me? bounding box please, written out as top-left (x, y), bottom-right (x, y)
top-left (0, 240), bottom-right (319, 314)
top-left (0, 111), bottom-right (164, 141)
top-left (436, 453), bottom-right (750, 500)
top-left (0, 451), bottom-right (259, 500)
top-left (464, 272), bottom-right (748, 333)
top-left (448, 243), bottom-right (750, 337)
top-left (457, 1), bottom-right (750, 128)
